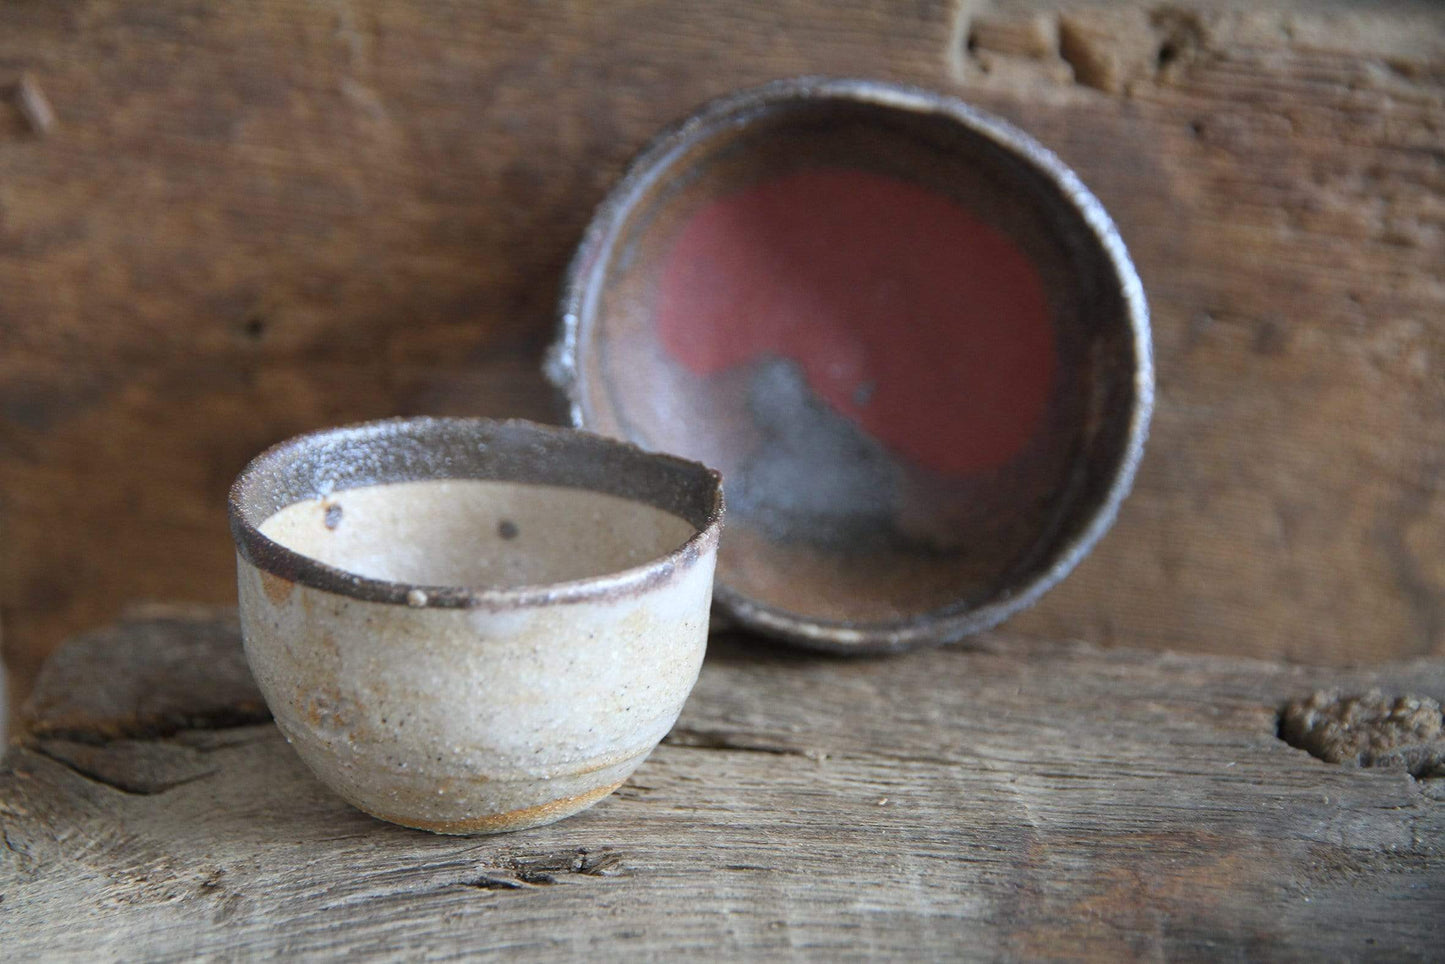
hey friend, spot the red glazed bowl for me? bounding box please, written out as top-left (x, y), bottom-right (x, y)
top-left (551, 78), bottom-right (1152, 653)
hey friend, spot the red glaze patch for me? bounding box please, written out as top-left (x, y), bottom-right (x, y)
top-left (655, 167), bottom-right (1054, 477)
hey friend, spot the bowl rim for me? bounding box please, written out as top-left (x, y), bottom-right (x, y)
top-left (229, 416), bottom-right (725, 611)
top-left (549, 76), bottom-right (1153, 652)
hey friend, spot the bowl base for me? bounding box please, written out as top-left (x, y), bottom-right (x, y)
top-left (361, 779), bottom-right (627, 836)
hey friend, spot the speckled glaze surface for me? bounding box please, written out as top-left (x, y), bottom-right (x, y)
top-left (229, 418), bottom-right (723, 834)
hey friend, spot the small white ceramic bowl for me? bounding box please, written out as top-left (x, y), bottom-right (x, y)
top-left (229, 417), bottom-right (723, 834)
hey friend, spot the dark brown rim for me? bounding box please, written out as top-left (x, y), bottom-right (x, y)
top-left (228, 417), bottom-right (724, 610)
top-left (550, 76), bottom-right (1153, 652)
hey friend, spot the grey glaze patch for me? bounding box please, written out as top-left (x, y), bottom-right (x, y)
top-left (731, 358), bottom-right (901, 550)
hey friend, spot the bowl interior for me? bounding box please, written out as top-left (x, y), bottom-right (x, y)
top-left (261, 479), bottom-right (696, 588)
top-left (231, 418), bottom-right (722, 601)
top-left (567, 87), bottom-right (1146, 643)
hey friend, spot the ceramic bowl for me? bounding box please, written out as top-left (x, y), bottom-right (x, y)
top-left (552, 77), bottom-right (1152, 652)
top-left (228, 417), bottom-right (723, 834)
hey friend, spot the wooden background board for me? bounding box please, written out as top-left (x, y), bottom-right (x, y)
top-left (2, 611), bottom-right (1443, 958)
top-left (0, 0), bottom-right (1442, 707)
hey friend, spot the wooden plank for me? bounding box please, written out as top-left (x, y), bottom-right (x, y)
top-left (2, 611), bottom-right (1442, 958)
top-left (0, 0), bottom-right (1442, 708)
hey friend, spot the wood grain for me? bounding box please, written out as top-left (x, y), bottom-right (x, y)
top-left (2, 611), bottom-right (1442, 958)
top-left (0, 0), bottom-right (1441, 707)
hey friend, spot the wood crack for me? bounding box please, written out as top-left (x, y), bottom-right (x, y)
top-left (460, 850), bottom-right (626, 891)
top-left (460, 874), bottom-right (531, 891)
top-left (26, 706), bottom-right (274, 746)
top-left (28, 739), bottom-right (220, 796)
top-left (663, 727), bottom-right (828, 761)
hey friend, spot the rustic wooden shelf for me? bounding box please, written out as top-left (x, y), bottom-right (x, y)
top-left (3, 610), bottom-right (1441, 957)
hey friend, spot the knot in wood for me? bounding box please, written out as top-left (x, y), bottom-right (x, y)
top-left (1279, 689), bottom-right (1445, 778)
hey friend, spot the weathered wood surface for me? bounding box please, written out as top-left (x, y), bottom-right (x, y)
top-left (0, 1), bottom-right (1442, 707)
top-left (2, 611), bottom-right (1442, 959)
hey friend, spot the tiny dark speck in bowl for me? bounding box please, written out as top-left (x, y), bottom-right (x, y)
top-left (498, 519), bottom-right (520, 540)
top-left (324, 503), bottom-right (343, 530)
